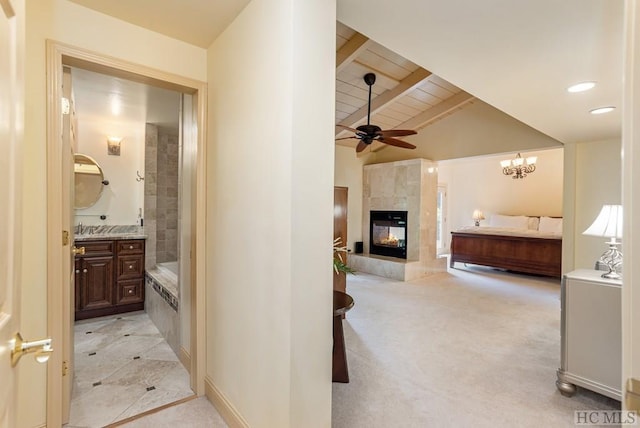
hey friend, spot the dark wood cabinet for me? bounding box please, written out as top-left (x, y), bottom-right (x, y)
top-left (75, 238), bottom-right (145, 320)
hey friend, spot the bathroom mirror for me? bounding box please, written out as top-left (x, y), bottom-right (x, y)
top-left (74, 154), bottom-right (106, 209)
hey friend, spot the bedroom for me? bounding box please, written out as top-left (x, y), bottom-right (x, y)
top-left (333, 18), bottom-right (621, 279)
top-left (332, 19), bottom-right (624, 425)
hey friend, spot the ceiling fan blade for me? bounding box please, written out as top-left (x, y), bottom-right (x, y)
top-left (356, 141), bottom-right (369, 153)
top-left (379, 129), bottom-right (417, 138)
top-left (380, 137), bottom-right (416, 150)
top-left (336, 124), bottom-right (360, 133)
top-left (335, 136), bottom-right (359, 141)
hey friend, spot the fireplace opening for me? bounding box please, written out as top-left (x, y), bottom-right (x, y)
top-left (370, 210), bottom-right (407, 259)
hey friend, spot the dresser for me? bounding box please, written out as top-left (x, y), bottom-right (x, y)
top-left (74, 238), bottom-right (145, 320)
top-left (556, 269), bottom-right (621, 400)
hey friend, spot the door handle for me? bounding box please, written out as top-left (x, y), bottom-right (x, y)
top-left (11, 333), bottom-right (53, 366)
top-left (72, 246), bottom-right (85, 255)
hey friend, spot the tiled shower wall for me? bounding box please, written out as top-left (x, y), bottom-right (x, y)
top-left (145, 123), bottom-right (179, 268)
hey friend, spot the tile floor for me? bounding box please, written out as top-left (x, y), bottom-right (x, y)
top-left (65, 311), bottom-right (194, 428)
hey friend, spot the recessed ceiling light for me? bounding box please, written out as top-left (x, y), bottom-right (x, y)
top-left (590, 106), bottom-right (615, 115)
top-left (567, 81), bottom-right (596, 93)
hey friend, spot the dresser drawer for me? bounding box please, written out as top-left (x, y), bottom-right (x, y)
top-left (117, 254), bottom-right (145, 280)
top-left (117, 239), bottom-right (145, 255)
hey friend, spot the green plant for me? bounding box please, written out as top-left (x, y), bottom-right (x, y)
top-left (333, 237), bottom-right (356, 275)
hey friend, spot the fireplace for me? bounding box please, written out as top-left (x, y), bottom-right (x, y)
top-left (370, 210), bottom-right (407, 259)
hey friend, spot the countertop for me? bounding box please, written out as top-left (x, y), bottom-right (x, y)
top-left (74, 225), bottom-right (148, 241)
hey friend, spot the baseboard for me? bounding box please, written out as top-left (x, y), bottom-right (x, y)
top-left (204, 376), bottom-right (249, 428)
top-left (179, 346), bottom-right (191, 373)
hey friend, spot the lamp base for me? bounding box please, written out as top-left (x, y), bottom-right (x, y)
top-left (597, 240), bottom-right (623, 280)
top-left (601, 270), bottom-right (621, 280)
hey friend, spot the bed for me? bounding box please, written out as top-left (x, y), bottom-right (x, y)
top-left (450, 215), bottom-right (563, 278)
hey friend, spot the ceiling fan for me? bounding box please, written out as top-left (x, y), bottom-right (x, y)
top-left (337, 72), bottom-right (417, 153)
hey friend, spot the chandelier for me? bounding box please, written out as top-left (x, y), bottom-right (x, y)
top-left (500, 153), bottom-right (537, 179)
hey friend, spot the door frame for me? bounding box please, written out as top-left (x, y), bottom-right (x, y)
top-left (45, 40), bottom-right (207, 425)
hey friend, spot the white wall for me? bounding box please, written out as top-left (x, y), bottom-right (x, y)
top-left (568, 138), bottom-right (622, 271)
top-left (74, 116), bottom-right (145, 225)
top-left (206, 0), bottom-right (334, 426)
top-left (22, 1), bottom-right (206, 425)
top-left (437, 148), bottom-right (564, 249)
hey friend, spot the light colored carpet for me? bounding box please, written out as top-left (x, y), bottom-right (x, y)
top-left (332, 266), bottom-right (620, 428)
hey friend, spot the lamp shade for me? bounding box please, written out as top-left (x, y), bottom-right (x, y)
top-left (472, 209), bottom-right (485, 221)
top-left (583, 205), bottom-right (623, 238)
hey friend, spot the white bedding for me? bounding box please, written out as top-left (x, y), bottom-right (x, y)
top-left (455, 225), bottom-right (562, 240)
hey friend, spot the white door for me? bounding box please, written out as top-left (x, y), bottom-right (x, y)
top-left (0, 0), bottom-right (24, 426)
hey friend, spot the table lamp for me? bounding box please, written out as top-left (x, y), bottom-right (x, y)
top-left (583, 204), bottom-right (623, 279)
top-left (472, 209), bottom-right (485, 227)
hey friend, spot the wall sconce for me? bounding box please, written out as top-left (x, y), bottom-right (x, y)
top-left (472, 209), bottom-right (485, 226)
top-left (107, 136), bottom-right (122, 156)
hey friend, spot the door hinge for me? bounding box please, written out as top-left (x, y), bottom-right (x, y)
top-left (62, 360), bottom-right (69, 376)
top-left (62, 230), bottom-right (70, 246)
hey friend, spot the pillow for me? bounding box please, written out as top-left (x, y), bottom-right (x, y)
top-left (527, 216), bottom-right (540, 230)
top-left (489, 214), bottom-right (530, 229)
top-left (538, 216), bottom-right (563, 233)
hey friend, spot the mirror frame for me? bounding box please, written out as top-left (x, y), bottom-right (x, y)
top-left (74, 153), bottom-right (106, 209)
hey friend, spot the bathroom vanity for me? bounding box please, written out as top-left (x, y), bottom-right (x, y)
top-left (74, 237), bottom-right (146, 320)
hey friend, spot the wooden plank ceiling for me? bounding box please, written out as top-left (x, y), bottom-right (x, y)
top-left (335, 22), bottom-right (475, 152)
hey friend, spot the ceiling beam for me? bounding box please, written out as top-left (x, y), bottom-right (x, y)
top-left (335, 68), bottom-right (433, 137)
top-left (336, 33), bottom-right (371, 74)
top-left (369, 91), bottom-right (476, 152)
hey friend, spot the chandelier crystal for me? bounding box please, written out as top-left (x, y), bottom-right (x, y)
top-left (500, 153), bottom-right (537, 179)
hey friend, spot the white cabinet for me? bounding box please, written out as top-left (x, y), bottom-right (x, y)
top-left (556, 269), bottom-right (621, 400)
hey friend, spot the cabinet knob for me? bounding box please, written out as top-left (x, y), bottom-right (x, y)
top-left (75, 269), bottom-right (80, 274)
top-left (129, 245), bottom-right (134, 249)
top-left (82, 269), bottom-right (87, 273)
top-left (128, 289), bottom-right (134, 294)
top-left (129, 265), bottom-right (134, 270)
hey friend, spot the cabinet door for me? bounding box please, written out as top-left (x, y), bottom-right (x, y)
top-left (80, 256), bottom-right (114, 311)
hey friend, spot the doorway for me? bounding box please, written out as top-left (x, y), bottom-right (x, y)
top-left (46, 41), bottom-right (207, 427)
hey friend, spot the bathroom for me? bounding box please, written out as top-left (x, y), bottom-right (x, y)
top-left (69, 65), bottom-right (195, 424)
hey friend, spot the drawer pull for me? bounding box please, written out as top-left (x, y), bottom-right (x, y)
top-left (129, 245), bottom-right (134, 249)
top-left (75, 269), bottom-right (80, 274)
top-left (82, 269), bottom-right (87, 273)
